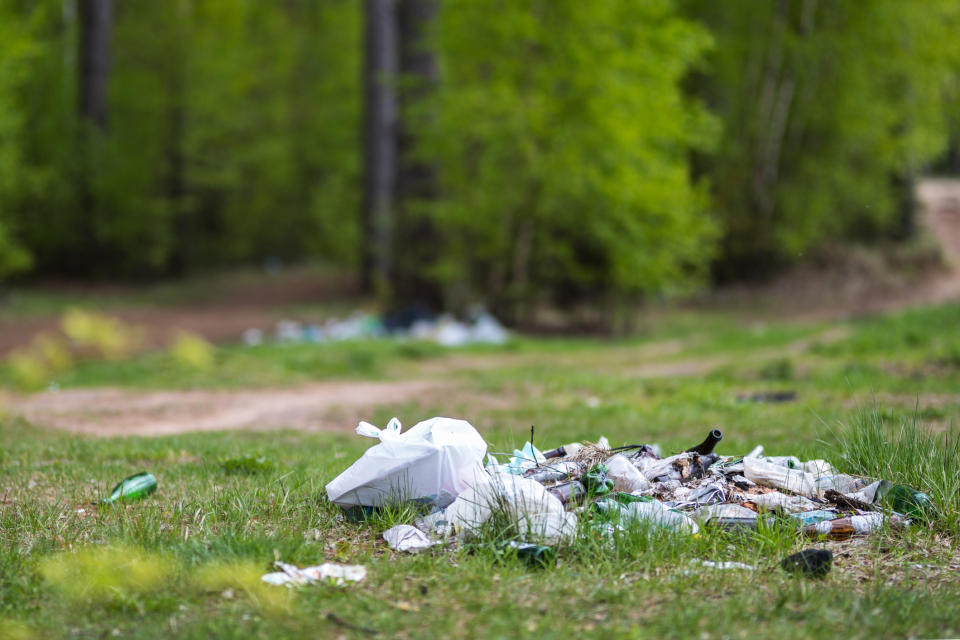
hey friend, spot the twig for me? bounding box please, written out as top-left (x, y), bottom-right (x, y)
top-left (326, 612), bottom-right (378, 635)
top-left (824, 489), bottom-right (875, 512)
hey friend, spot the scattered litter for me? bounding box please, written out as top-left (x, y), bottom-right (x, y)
top-left (744, 457), bottom-right (818, 497)
top-left (697, 503), bottom-right (764, 531)
top-left (244, 308), bottom-right (508, 348)
top-left (101, 472), bottom-right (157, 504)
top-left (415, 510), bottom-right (454, 538)
top-left (748, 492), bottom-right (819, 514)
top-left (383, 524), bottom-right (439, 552)
top-left (788, 509), bottom-right (840, 527)
top-left (491, 541), bottom-right (557, 568)
top-left (620, 500), bottom-right (700, 534)
top-left (262, 562), bottom-right (367, 587)
top-left (781, 549), bottom-right (832, 577)
top-left (325, 417), bottom-right (488, 509)
top-left (801, 512), bottom-right (907, 540)
top-left (322, 415), bottom-right (935, 569)
top-left (445, 474), bottom-right (578, 543)
top-left (875, 480), bottom-right (937, 521)
top-left (605, 454), bottom-right (651, 493)
top-left (686, 429), bottom-right (723, 455)
top-left (501, 441), bottom-right (545, 476)
top-left (698, 560), bottom-right (756, 571)
top-left (744, 445), bottom-right (764, 458)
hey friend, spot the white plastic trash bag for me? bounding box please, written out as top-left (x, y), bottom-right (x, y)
top-left (325, 417), bottom-right (488, 508)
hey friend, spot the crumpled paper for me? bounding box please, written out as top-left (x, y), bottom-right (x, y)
top-left (383, 524), bottom-right (439, 552)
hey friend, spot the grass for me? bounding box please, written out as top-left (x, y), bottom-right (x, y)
top-left (830, 406), bottom-right (960, 534)
top-left (2, 301), bottom-right (960, 637)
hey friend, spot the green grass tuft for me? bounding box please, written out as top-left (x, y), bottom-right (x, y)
top-left (830, 405), bottom-right (960, 535)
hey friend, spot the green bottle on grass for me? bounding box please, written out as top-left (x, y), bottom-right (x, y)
top-left (875, 480), bottom-right (936, 522)
top-left (102, 472), bottom-right (157, 504)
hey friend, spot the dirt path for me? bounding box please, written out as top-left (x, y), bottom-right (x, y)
top-left (706, 178), bottom-right (960, 321)
top-left (2, 328), bottom-right (852, 437)
top-left (1, 380), bottom-right (451, 437)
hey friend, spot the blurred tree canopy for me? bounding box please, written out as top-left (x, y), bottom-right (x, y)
top-left (3, 0), bottom-right (360, 279)
top-left (414, 0), bottom-right (717, 318)
top-left (0, 0), bottom-right (958, 314)
top-left (684, 0), bottom-right (960, 279)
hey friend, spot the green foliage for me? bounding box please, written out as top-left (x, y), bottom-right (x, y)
top-left (0, 0), bottom-right (37, 278)
top-left (413, 0), bottom-right (719, 314)
top-left (5, 0), bottom-right (361, 278)
top-left (684, 0), bottom-right (960, 276)
top-left (2, 0), bottom-right (960, 302)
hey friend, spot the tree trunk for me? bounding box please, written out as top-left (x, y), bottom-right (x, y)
top-left (393, 0), bottom-right (440, 308)
top-left (78, 0), bottom-right (112, 129)
top-left (75, 0), bottom-right (112, 275)
top-left (361, 0), bottom-right (398, 294)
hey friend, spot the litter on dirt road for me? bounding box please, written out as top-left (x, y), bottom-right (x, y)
top-left (246, 308), bottom-right (508, 347)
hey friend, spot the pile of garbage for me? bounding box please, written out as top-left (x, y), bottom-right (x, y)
top-left (325, 417), bottom-right (937, 566)
top-left (243, 308), bottom-right (508, 348)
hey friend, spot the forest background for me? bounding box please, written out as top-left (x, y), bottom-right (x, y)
top-left (1, 0), bottom-right (959, 324)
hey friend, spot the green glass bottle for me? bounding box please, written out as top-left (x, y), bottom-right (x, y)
top-left (613, 491), bottom-right (654, 505)
top-left (875, 480), bottom-right (937, 521)
top-left (582, 464), bottom-right (614, 495)
top-left (497, 541), bottom-right (556, 568)
top-left (102, 472), bottom-right (157, 504)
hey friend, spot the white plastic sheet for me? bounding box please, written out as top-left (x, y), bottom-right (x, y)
top-left (262, 562), bottom-right (367, 587)
top-left (445, 474), bottom-right (577, 543)
top-left (325, 417), bottom-right (488, 508)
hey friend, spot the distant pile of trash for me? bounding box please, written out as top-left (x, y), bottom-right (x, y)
top-left (324, 417), bottom-right (937, 573)
top-left (243, 308), bottom-right (508, 348)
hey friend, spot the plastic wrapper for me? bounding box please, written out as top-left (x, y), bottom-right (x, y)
top-left (604, 454), bottom-right (651, 493)
top-left (749, 491), bottom-right (819, 513)
top-left (743, 457), bottom-right (819, 497)
top-left (621, 500), bottom-right (700, 534)
top-left (383, 524), bottom-right (439, 552)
